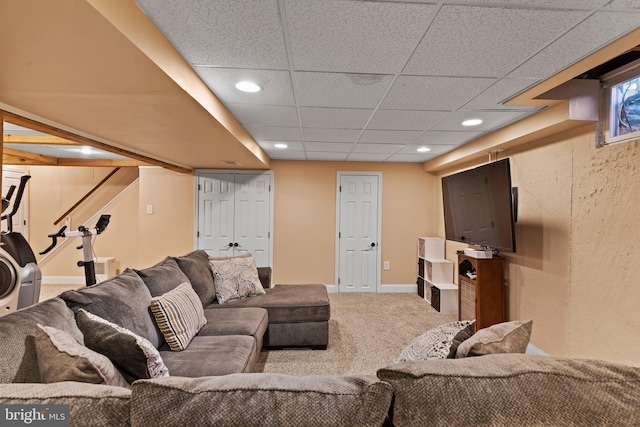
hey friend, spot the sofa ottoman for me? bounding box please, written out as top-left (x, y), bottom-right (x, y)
top-left (209, 284), bottom-right (331, 349)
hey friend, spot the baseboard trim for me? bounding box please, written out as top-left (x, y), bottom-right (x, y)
top-left (42, 276), bottom-right (86, 285)
top-left (324, 284), bottom-right (416, 293)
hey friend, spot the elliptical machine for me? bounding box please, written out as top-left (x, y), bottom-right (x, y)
top-left (40, 214), bottom-right (111, 287)
top-left (0, 175), bottom-right (42, 316)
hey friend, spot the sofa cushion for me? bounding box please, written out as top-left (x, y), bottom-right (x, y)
top-left (0, 297), bottom-right (82, 383)
top-left (150, 282), bottom-right (207, 351)
top-left (209, 253), bottom-right (265, 305)
top-left (173, 250), bottom-right (217, 306)
top-left (456, 319), bottom-right (532, 358)
top-left (159, 335), bottom-right (256, 376)
top-left (34, 324), bottom-right (129, 388)
top-left (130, 374), bottom-right (393, 427)
top-left (60, 269), bottom-right (163, 348)
top-left (208, 284), bottom-right (330, 324)
top-left (77, 309), bottom-right (169, 384)
top-left (133, 257), bottom-right (190, 297)
top-left (397, 320), bottom-right (476, 362)
top-left (201, 307), bottom-right (268, 351)
top-left (377, 354), bottom-right (640, 427)
top-left (0, 382), bottom-right (131, 426)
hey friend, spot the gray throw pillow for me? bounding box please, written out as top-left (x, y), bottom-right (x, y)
top-left (149, 282), bottom-right (207, 351)
top-left (173, 250), bottom-right (217, 306)
top-left (455, 320), bottom-right (533, 358)
top-left (60, 269), bottom-right (163, 348)
top-left (34, 324), bottom-right (129, 388)
top-left (133, 257), bottom-right (191, 297)
top-left (209, 254), bottom-right (266, 305)
top-left (76, 309), bottom-right (169, 384)
top-left (397, 320), bottom-right (476, 362)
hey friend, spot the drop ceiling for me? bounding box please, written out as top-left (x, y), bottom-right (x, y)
top-left (2, 0), bottom-right (640, 169)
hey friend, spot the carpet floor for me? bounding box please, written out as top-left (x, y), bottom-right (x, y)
top-left (256, 292), bottom-right (456, 376)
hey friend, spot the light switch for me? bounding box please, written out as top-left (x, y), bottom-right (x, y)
top-left (146, 204), bottom-right (154, 214)
top-left (384, 261), bottom-right (390, 270)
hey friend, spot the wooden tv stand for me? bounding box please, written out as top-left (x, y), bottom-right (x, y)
top-left (457, 253), bottom-right (505, 331)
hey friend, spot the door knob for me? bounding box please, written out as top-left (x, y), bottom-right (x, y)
top-left (371, 242), bottom-right (376, 247)
top-left (228, 242), bottom-right (233, 247)
top-left (234, 242), bottom-right (239, 247)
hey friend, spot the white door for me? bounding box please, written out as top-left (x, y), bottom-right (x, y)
top-left (337, 173), bottom-right (381, 292)
top-left (2, 169), bottom-right (29, 239)
top-left (196, 172), bottom-right (272, 267)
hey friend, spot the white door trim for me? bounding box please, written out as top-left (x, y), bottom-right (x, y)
top-left (335, 171), bottom-right (382, 293)
top-left (194, 169), bottom-right (274, 267)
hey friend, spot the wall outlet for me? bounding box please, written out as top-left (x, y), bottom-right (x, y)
top-left (146, 204), bottom-right (154, 214)
top-left (384, 261), bottom-right (390, 270)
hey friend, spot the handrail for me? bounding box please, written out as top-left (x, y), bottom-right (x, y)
top-left (54, 167), bottom-right (120, 225)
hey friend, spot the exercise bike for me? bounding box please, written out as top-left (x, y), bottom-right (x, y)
top-left (40, 214), bottom-right (111, 287)
top-left (0, 175), bottom-right (42, 316)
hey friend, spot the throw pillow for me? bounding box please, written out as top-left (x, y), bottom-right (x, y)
top-left (150, 282), bottom-right (207, 351)
top-left (209, 253), bottom-right (266, 305)
top-left (173, 250), bottom-right (217, 306)
top-left (397, 320), bottom-right (476, 362)
top-left (76, 309), bottom-right (169, 384)
top-left (134, 257), bottom-right (191, 298)
top-left (60, 269), bottom-right (163, 348)
top-left (34, 324), bottom-right (129, 388)
top-left (455, 320), bottom-right (533, 358)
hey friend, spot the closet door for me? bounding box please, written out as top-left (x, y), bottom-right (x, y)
top-left (196, 172), bottom-right (272, 266)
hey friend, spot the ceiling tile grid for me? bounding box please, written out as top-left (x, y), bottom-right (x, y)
top-left (133, 0), bottom-right (640, 163)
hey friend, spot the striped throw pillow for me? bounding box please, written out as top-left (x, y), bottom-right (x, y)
top-left (150, 282), bottom-right (207, 351)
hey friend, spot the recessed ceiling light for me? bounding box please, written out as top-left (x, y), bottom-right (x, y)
top-left (462, 118), bottom-right (483, 127)
top-left (235, 81), bottom-right (261, 93)
top-left (274, 143), bottom-right (288, 149)
top-left (417, 146), bottom-right (431, 153)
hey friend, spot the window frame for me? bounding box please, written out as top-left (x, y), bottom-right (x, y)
top-left (598, 57), bottom-right (640, 147)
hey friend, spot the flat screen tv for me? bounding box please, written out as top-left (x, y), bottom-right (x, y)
top-left (442, 158), bottom-right (516, 253)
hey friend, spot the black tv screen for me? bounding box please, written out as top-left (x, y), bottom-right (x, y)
top-left (442, 158), bottom-right (516, 253)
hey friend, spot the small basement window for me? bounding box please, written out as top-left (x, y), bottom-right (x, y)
top-left (598, 57), bottom-right (640, 147)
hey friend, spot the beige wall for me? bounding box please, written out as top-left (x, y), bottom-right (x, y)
top-left (435, 126), bottom-right (640, 365)
top-left (270, 161), bottom-right (437, 286)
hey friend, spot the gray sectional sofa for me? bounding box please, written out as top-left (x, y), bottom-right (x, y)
top-left (1, 249), bottom-right (640, 426)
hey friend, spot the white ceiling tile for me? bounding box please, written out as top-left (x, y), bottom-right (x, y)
top-left (299, 107), bottom-right (373, 129)
top-left (3, 123), bottom-right (47, 135)
top-left (194, 68), bottom-right (295, 105)
top-left (608, 0), bottom-right (640, 8)
top-left (430, 111), bottom-right (531, 132)
top-left (404, 5), bottom-right (587, 77)
top-left (265, 150), bottom-right (308, 160)
top-left (468, 0), bottom-right (608, 7)
top-left (258, 140), bottom-right (304, 151)
top-left (285, 0), bottom-right (436, 73)
top-left (358, 129), bottom-right (422, 144)
top-left (398, 144), bottom-right (457, 155)
top-left (509, 11), bottom-right (640, 79)
top-left (461, 79), bottom-right (542, 110)
top-left (352, 144), bottom-right (403, 154)
top-left (346, 153), bottom-right (390, 162)
top-left (386, 153), bottom-right (436, 162)
top-left (5, 144), bottom-right (127, 159)
top-left (293, 72), bottom-right (393, 108)
top-left (136, 0), bottom-right (288, 69)
top-left (306, 152), bottom-right (349, 161)
top-left (411, 131), bottom-right (482, 146)
top-left (304, 142), bottom-right (355, 152)
top-left (246, 126), bottom-right (301, 141)
top-left (382, 76), bottom-right (495, 110)
top-left (303, 128), bottom-right (361, 142)
top-left (227, 104), bottom-right (299, 127)
top-left (367, 110), bottom-right (449, 130)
